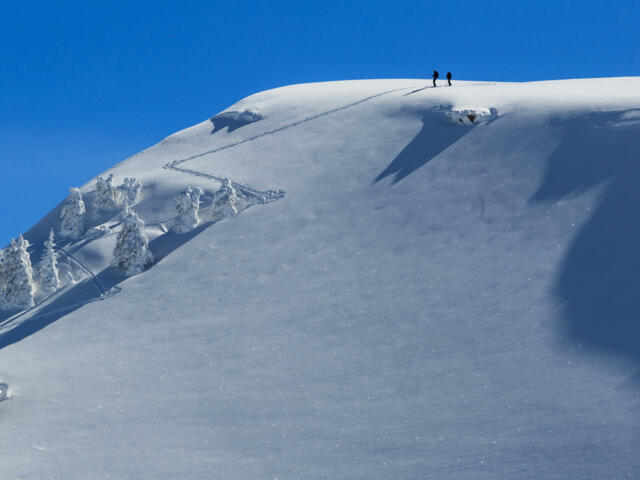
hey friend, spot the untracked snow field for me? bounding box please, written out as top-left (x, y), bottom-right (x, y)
top-left (1, 78), bottom-right (640, 479)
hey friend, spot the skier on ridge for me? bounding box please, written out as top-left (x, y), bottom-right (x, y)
top-left (432, 70), bottom-right (439, 87)
top-left (447, 71), bottom-right (452, 86)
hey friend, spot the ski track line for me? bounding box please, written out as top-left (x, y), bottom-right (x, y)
top-left (0, 246), bottom-right (120, 333)
top-left (1, 87), bottom-right (420, 335)
top-left (1, 294), bottom-right (108, 334)
top-left (58, 247), bottom-right (111, 297)
top-left (168, 165), bottom-right (285, 204)
top-left (163, 85), bottom-right (420, 186)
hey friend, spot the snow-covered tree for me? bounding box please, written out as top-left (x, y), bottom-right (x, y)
top-left (173, 186), bottom-right (204, 233)
top-left (0, 235), bottom-right (35, 309)
top-left (38, 229), bottom-right (60, 295)
top-left (212, 178), bottom-right (239, 217)
top-left (113, 206), bottom-right (153, 276)
top-left (60, 187), bottom-right (86, 239)
top-left (94, 174), bottom-right (121, 214)
top-left (118, 177), bottom-right (142, 205)
top-left (60, 266), bottom-right (76, 287)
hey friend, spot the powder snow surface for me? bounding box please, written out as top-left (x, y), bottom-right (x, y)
top-left (2, 78), bottom-right (640, 479)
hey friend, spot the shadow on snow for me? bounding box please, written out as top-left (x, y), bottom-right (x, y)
top-left (531, 111), bottom-right (640, 362)
top-left (374, 112), bottom-right (472, 185)
top-left (0, 222), bottom-right (213, 350)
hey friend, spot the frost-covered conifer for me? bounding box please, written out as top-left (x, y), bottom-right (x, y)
top-left (60, 187), bottom-right (86, 239)
top-left (39, 229), bottom-right (60, 295)
top-left (94, 174), bottom-right (121, 214)
top-left (173, 186), bottom-right (204, 233)
top-left (212, 178), bottom-right (239, 217)
top-left (113, 206), bottom-right (153, 276)
top-left (0, 235), bottom-right (35, 309)
top-left (62, 268), bottom-right (76, 286)
top-left (118, 177), bottom-right (142, 205)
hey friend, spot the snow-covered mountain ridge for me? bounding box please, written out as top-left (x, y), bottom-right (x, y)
top-left (1, 78), bottom-right (640, 479)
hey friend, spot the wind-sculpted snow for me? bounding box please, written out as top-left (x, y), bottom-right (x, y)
top-left (2, 78), bottom-right (640, 479)
top-left (210, 110), bottom-right (263, 134)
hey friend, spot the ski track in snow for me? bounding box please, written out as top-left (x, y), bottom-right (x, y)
top-left (0, 294), bottom-right (109, 336)
top-left (163, 85), bottom-right (419, 192)
top-left (2, 87), bottom-right (419, 334)
top-left (168, 164), bottom-right (285, 204)
top-left (0, 247), bottom-right (120, 333)
top-left (58, 247), bottom-right (120, 298)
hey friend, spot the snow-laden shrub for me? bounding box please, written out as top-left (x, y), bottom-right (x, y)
top-left (212, 178), bottom-right (239, 217)
top-left (60, 187), bottom-right (86, 239)
top-left (58, 263), bottom-right (77, 287)
top-left (0, 235), bottom-right (35, 309)
top-left (38, 229), bottom-right (60, 295)
top-left (118, 177), bottom-right (142, 205)
top-left (113, 206), bottom-right (153, 276)
top-left (173, 186), bottom-right (204, 233)
top-left (94, 174), bottom-right (121, 214)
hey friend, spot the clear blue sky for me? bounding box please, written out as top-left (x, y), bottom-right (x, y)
top-left (1, 0), bottom-right (638, 246)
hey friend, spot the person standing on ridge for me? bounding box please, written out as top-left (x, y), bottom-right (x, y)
top-left (446, 72), bottom-right (452, 86)
top-left (432, 70), bottom-right (439, 87)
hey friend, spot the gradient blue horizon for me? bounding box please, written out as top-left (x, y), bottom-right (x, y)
top-left (1, 0), bottom-right (639, 246)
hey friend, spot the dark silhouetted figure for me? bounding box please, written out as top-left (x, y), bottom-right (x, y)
top-left (432, 70), bottom-right (439, 87)
top-left (446, 72), bottom-right (452, 86)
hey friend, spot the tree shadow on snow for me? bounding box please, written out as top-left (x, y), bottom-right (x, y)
top-left (0, 276), bottom-right (117, 350)
top-left (374, 112), bottom-right (472, 184)
top-left (147, 222), bottom-right (212, 263)
top-left (0, 223), bottom-right (215, 350)
top-left (531, 111), bottom-right (640, 363)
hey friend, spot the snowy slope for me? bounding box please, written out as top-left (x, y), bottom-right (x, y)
top-left (2, 78), bottom-right (640, 479)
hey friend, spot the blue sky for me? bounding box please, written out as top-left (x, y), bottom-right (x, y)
top-left (1, 0), bottom-right (639, 246)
